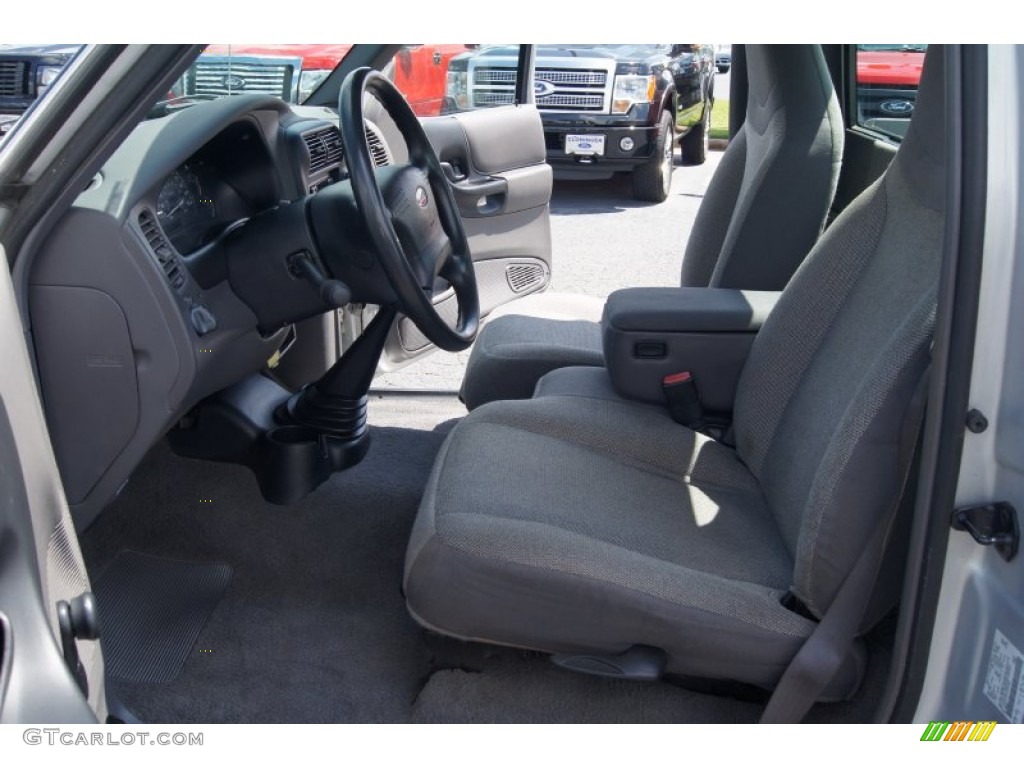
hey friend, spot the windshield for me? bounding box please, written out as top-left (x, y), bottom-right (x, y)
top-left (545, 43), bottom-right (669, 55)
top-left (857, 44), bottom-right (928, 53)
top-left (155, 43), bottom-right (355, 115)
top-left (150, 44), bottom-right (488, 121)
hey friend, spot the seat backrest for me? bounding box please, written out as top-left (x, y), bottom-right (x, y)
top-left (681, 45), bottom-right (844, 291)
top-left (731, 47), bottom-right (946, 618)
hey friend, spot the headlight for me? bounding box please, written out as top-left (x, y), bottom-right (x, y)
top-left (36, 65), bottom-right (64, 95)
top-left (298, 69), bottom-right (330, 103)
top-left (446, 70), bottom-right (469, 110)
top-left (612, 74), bottom-right (657, 115)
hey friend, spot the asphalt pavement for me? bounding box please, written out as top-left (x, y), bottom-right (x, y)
top-left (373, 147), bottom-right (725, 392)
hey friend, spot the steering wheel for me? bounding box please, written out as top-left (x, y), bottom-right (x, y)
top-left (338, 67), bottom-right (479, 352)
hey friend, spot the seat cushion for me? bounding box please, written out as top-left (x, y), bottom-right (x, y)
top-left (533, 365), bottom-right (659, 408)
top-left (404, 395), bottom-right (864, 694)
top-left (461, 293), bottom-right (606, 410)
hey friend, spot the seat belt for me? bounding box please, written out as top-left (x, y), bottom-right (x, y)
top-left (760, 364), bottom-right (931, 724)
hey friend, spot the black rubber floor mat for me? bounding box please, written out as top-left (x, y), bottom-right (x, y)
top-left (93, 551), bottom-right (232, 683)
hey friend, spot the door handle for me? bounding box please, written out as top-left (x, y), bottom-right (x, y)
top-left (449, 177), bottom-right (508, 216)
top-left (452, 177), bottom-right (507, 199)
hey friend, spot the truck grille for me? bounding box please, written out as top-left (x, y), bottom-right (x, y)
top-left (536, 68), bottom-right (607, 87)
top-left (474, 68), bottom-right (516, 84)
top-left (470, 65), bottom-right (610, 112)
top-left (0, 61), bottom-right (30, 98)
top-left (185, 56), bottom-right (301, 102)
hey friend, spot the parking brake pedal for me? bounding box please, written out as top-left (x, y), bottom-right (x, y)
top-left (552, 645), bottom-right (666, 682)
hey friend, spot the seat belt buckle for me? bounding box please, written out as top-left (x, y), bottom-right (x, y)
top-left (662, 371), bottom-right (706, 429)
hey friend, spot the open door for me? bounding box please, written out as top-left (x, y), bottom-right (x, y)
top-left (0, 244), bottom-right (105, 723)
top-left (366, 44), bottom-right (553, 373)
top-left (376, 102), bottom-right (552, 370)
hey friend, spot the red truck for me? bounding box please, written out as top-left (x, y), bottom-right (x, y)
top-left (185, 44), bottom-right (472, 116)
top-left (856, 44), bottom-right (926, 135)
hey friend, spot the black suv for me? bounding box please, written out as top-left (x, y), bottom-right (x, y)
top-left (445, 44), bottom-right (715, 202)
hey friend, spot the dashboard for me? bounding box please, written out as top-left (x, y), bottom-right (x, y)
top-left (26, 94), bottom-right (395, 528)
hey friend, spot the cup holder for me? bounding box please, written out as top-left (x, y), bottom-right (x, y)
top-left (167, 373), bottom-right (373, 506)
top-left (255, 426), bottom-right (372, 505)
top-left (258, 426), bottom-right (332, 505)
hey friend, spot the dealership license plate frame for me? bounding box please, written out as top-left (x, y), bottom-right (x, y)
top-left (565, 134), bottom-right (606, 156)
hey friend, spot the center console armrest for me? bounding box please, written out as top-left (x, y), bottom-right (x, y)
top-left (602, 287), bottom-right (781, 412)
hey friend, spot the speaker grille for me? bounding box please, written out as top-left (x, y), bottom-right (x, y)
top-left (506, 263), bottom-right (544, 293)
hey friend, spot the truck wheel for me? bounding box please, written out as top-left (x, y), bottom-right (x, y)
top-left (681, 100), bottom-right (710, 166)
top-left (631, 110), bottom-right (674, 203)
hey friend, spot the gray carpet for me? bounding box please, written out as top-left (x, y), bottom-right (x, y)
top-left (80, 392), bottom-right (890, 724)
top-left (411, 620), bottom-right (893, 724)
top-left (412, 659), bottom-right (764, 724)
top-left (82, 394), bottom-right (464, 723)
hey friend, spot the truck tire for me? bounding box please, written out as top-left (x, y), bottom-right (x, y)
top-left (681, 100), bottom-right (711, 166)
top-left (631, 110), bottom-right (674, 203)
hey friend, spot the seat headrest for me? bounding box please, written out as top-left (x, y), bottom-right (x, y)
top-left (744, 45), bottom-right (835, 134)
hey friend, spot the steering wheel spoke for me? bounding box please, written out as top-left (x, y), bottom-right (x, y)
top-left (343, 101), bottom-right (477, 353)
top-left (418, 234), bottom-right (453, 290)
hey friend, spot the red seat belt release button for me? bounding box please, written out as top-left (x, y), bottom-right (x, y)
top-left (662, 371), bottom-right (705, 428)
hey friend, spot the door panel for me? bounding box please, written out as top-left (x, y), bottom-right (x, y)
top-left (914, 45), bottom-right (1022, 724)
top-left (0, 244), bottom-right (103, 723)
top-left (379, 103), bottom-right (553, 371)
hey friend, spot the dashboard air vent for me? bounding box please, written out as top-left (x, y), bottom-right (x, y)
top-left (138, 209), bottom-right (186, 291)
top-left (364, 123), bottom-right (391, 167)
top-left (302, 126), bottom-right (344, 175)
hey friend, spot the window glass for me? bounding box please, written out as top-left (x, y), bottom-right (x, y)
top-left (855, 44), bottom-right (927, 140)
top-left (0, 44), bottom-right (82, 143)
top-left (170, 45), bottom-right (354, 105)
top-left (386, 44), bottom-right (525, 116)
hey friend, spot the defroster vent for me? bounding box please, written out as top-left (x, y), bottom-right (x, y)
top-left (364, 123), bottom-right (391, 167)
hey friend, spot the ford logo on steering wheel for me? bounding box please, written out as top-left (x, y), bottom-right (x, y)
top-left (534, 80), bottom-right (556, 98)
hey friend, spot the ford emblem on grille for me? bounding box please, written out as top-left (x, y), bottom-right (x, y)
top-left (534, 80), bottom-right (556, 98)
top-left (222, 74), bottom-right (246, 90)
top-left (879, 99), bottom-right (914, 115)
top-left (415, 187), bottom-right (429, 208)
